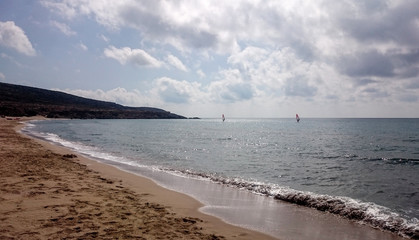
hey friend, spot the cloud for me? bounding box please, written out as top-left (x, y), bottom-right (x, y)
top-left (196, 69), bottom-right (205, 78)
top-left (334, 1), bottom-right (419, 47)
top-left (361, 87), bottom-right (389, 98)
top-left (406, 79), bottom-right (419, 89)
top-left (353, 78), bottom-right (378, 87)
top-left (284, 76), bottom-right (317, 97)
top-left (225, 47), bottom-right (323, 99)
top-left (218, 82), bottom-right (254, 102)
top-left (37, 0), bottom-right (419, 116)
top-left (104, 46), bottom-right (162, 67)
top-left (0, 21), bottom-right (36, 56)
top-left (338, 50), bottom-right (395, 77)
top-left (398, 94), bottom-right (418, 103)
top-left (1, 53), bottom-right (23, 68)
top-left (116, 2), bottom-right (220, 52)
top-left (1, 53), bottom-right (24, 67)
top-left (78, 42), bottom-right (88, 51)
top-left (39, 1), bottom-right (239, 53)
top-left (50, 20), bottom-right (76, 36)
top-left (152, 77), bottom-right (203, 104)
top-left (166, 54), bottom-right (188, 72)
top-left (57, 87), bottom-right (154, 107)
top-left (208, 69), bottom-right (255, 103)
top-left (99, 34), bottom-right (109, 42)
top-left (40, 0), bottom-right (77, 19)
top-left (0, 72), bottom-right (5, 80)
top-left (57, 79), bottom-right (205, 107)
top-left (40, 1), bottom-right (419, 61)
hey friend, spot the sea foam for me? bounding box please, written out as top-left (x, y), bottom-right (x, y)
top-left (169, 169), bottom-right (418, 239)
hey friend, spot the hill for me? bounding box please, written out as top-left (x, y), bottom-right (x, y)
top-left (0, 82), bottom-right (186, 119)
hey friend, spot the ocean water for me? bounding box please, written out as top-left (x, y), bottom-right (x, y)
top-left (23, 118), bottom-right (418, 239)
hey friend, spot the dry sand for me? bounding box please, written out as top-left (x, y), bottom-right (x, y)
top-left (0, 117), bottom-right (276, 240)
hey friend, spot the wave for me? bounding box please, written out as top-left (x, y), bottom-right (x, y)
top-left (21, 125), bottom-right (130, 165)
top-left (170, 169), bottom-right (418, 239)
top-left (22, 123), bottom-right (419, 239)
top-left (364, 157), bottom-right (419, 165)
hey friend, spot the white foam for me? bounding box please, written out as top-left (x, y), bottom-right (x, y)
top-left (22, 123), bottom-right (143, 169)
top-left (159, 168), bottom-right (418, 239)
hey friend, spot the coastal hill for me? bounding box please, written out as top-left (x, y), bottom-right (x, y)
top-left (0, 82), bottom-right (186, 119)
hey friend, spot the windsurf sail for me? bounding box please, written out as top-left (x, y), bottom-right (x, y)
top-left (222, 114), bottom-right (225, 122)
top-left (296, 114), bottom-right (300, 122)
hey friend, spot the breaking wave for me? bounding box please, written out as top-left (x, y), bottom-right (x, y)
top-left (170, 169), bottom-right (419, 239)
top-left (364, 157), bottom-right (419, 165)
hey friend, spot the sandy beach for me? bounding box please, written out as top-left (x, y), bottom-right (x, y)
top-left (0, 117), bottom-right (275, 240)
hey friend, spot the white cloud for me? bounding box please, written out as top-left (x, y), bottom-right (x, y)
top-left (223, 47), bottom-right (321, 99)
top-left (57, 87), bottom-right (156, 107)
top-left (152, 77), bottom-right (204, 104)
top-left (55, 84), bottom-right (205, 116)
top-left (1, 53), bottom-right (24, 67)
top-left (78, 42), bottom-right (88, 51)
top-left (99, 34), bottom-right (109, 42)
top-left (40, 1), bottom-right (240, 54)
top-left (196, 69), bottom-right (205, 78)
top-left (104, 46), bottom-right (162, 67)
top-left (50, 20), bottom-right (76, 36)
top-left (36, 1), bottom-right (419, 117)
top-left (0, 72), bottom-right (5, 80)
top-left (40, 1), bottom-right (419, 61)
top-left (210, 46), bottom-right (380, 105)
top-left (0, 21), bottom-right (36, 56)
top-left (208, 69), bottom-right (254, 103)
top-left (166, 54), bottom-right (188, 72)
top-left (40, 0), bottom-right (77, 19)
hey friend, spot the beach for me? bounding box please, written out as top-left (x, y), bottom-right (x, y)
top-left (0, 117), bottom-right (275, 240)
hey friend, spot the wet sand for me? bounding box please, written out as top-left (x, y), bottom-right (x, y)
top-left (0, 117), bottom-right (275, 240)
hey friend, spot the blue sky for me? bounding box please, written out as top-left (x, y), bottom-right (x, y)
top-left (1, 0), bottom-right (418, 118)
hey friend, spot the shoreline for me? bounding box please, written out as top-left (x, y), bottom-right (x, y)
top-left (0, 117), bottom-right (275, 239)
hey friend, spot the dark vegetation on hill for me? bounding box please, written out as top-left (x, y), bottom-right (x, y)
top-left (0, 82), bottom-right (186, 119)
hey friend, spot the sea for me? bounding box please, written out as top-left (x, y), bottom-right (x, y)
top-left (22, 118), bottom-right (419, 239)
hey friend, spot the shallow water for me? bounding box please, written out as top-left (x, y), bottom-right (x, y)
top-left (24, 118), bottom-right (419, 239)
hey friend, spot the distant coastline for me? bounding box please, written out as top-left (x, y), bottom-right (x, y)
top-left (0, 82), bottom-right (186, 119)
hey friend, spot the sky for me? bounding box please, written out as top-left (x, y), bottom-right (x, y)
top-left (1, 0), bottom-right (418, 118)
